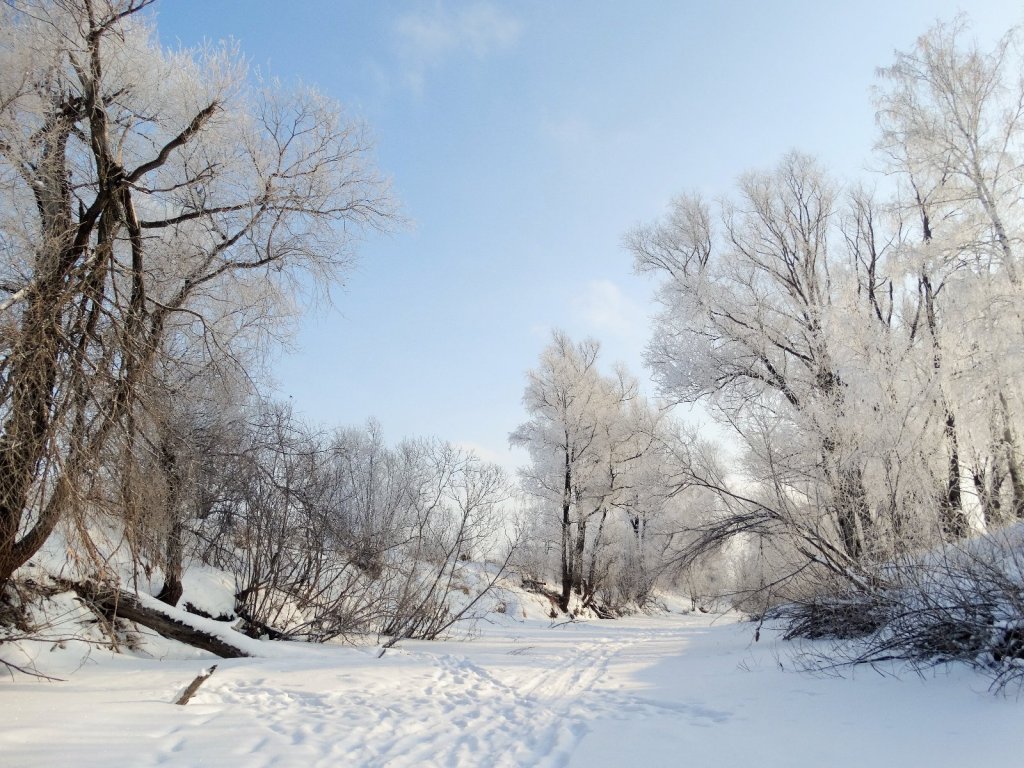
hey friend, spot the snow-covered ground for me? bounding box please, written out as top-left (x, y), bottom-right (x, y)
top-left (2, 605), bottom-right (1020, 767)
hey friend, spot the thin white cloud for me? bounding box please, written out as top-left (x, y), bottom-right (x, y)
top-left (394, 2), bottom-right (521, 89)
top-left (571, 279), bottom-right (644, 338)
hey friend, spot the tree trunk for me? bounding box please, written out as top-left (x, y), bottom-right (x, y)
top-left (156, 517), bottom-right (185, 607)
top-left (939, 408), bottom-right (968, 539)
top-left (0, 286), bottom-right (63, 590)
top-left (572, 518), bottom-right (587, 596)
top-left (831, 486), bottom-right (864, 561)
top-left (156, 440), bottom-right (185, 607)
top-left (921, 273), bottom-right (968, 540)
top-left (585, 508), bottom-right (608, 599)
top-left (822, 437), bottom-right (866, 560)
top-left (998, 391), bottom-right (1024, 519)
top-left (69, 580), bottom-right (249, 658)
top-left (558, 450), bottom-right (572, 612)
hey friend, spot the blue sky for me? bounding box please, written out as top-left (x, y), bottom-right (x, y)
top-left (153, 1), bottom-right (1022, 471)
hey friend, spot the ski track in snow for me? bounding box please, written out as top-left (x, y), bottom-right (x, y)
top-left (8, 614), bottom-right (1018, 768)
top-left (144, 628), bottom-right (709, 768)
top-left (182, 637), bottom-right (578, 766)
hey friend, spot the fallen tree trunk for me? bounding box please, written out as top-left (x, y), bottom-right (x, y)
top-left (234, 604), bottom-right (289, 641)
top-left (67, 581), bottom-right (250, 659)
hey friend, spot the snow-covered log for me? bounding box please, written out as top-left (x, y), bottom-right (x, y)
top-left (68, 581), bottom-right (250, 659)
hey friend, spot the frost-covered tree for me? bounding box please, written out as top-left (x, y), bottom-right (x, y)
top-left (511, 332), bottom-right (607, 610)
top-left (629, 153), bottom-right (883, 562)
top-left (629, 18), bottom-right (1024, 610)
top-left (0, 0), bottom-right (394, 590)
top-left (511, 331), bottom-right (689, 611)
top-left (875, 17), bottom-right (1024, 527)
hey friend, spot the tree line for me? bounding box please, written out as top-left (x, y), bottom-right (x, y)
top-left (0, 0), bottom-right (514, 646)
top-left (3, 0), bottom-right (1023, 679)
top-left (512, 19), bottom-right (1024, 676)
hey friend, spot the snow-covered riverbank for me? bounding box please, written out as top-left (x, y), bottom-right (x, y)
top-left (3, 610), bottom-right (1020, 767)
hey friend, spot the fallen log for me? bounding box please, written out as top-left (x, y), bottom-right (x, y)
top-left (66, 581), bottom-right (250, 659)
top-left (234, 604), bottom-right (288, 641)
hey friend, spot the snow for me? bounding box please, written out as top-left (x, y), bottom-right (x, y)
top-left (2, 608), bottom-right (1020, 767)
top-left (178, 566), bottom-right (238, 619)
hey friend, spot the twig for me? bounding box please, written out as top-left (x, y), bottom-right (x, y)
top-left (0, 657), bottom-right (66, 682)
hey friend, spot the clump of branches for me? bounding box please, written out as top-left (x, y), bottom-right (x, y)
top-left (776, 528), bottom-right (1024, 691)
top-left (190, 408), bottom-right (517, 645)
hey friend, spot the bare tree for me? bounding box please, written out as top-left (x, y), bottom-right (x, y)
top-left (0, 0), bottom-right (394, 591)
top-left (511, 331), bottom-right (688, 613)
top-left (629, 153), bottom-right (879, 562)
top-left (511, 332), bottom-right (605, 611)
top-left (875, 17), bottom-right (1024, 526)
